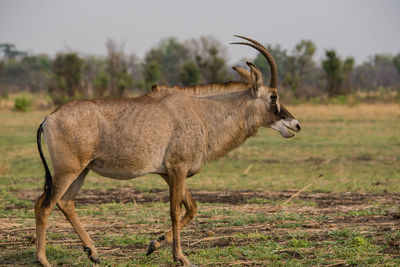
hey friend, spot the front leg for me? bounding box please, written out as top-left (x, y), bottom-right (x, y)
top-left (147, 187), bottom-right (197, 256)
top-left (168, 166), bottom-right (193, 266)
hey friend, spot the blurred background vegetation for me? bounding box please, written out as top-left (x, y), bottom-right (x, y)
top-left (0, 35), bottom-right (399, 111)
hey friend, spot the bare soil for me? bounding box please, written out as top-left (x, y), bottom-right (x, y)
top-left (18, 187), bottom-right (400, 206)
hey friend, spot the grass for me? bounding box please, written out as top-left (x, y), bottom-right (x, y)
top-left (0, 103), bottom-right (399, 193)
top-left (2, 199), bottom-right (399, 266)
top-left (0, 103), bottom-right (400, 266)
top-left (2, 193), bottom-right (400, 265)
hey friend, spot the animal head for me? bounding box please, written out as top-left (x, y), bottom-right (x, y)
top-left (231, 35), bottom-right (300, 138)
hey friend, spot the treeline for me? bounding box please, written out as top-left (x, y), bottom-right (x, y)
top-left (0, 36), bottom-right (399, 105)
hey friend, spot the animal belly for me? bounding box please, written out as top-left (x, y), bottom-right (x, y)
top-left (88, 158), bottom-right (162, 180)
top-left (89, 166), bottom-right (143, 180)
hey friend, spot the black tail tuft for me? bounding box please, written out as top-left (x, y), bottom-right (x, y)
top-left (37, 121), bottom-right (52, 207)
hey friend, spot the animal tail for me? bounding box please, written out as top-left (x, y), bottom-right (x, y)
top-left (37, 120), bottom-right (52, 207)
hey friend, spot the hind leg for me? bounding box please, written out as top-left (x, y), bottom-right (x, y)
top-left (56, 168), bottom-right (100, 264)
top-left (35, 171), bottom-right (81, 267)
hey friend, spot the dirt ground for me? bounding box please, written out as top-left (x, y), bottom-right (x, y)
top-left (1, 189), bottom-right (400, 266)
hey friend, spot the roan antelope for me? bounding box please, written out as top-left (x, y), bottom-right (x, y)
top-left (35, 35), bottom-right (300, 266)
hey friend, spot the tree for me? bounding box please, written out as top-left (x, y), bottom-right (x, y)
top-left (1, 57), bottom-right (26, 91)
top-left (352, 54), bottom-right (400, 92)
top-left (394, 54), bottom-right (400, 90)
top-left (180, 61), bottom-right (201, 86)
top-left (0, 61), bottom-right (3, 91)
top-left (82, 56), bottom-right (107, 98)
top-left (116, 72), bottom-right (133, 97)
top-left (294, 40), bottom-right (316, 77)
top-left (206, 46), bottom-right (230, 82)
top-left (105, 39), bottom-right (139, 97)
top-left (322, 50), bottom-right (342, 97)
top-left (0, 43), bottom-right (26, 60)
top-left (20, 55), bottom-right (52, 92)
top-left (48, 52), bottom-right (83, 104)
top-left (93, 71), bottom-right (109, 98)
top-left (185, 36), bottom-right (230, 83)
top-left (284, 40), bottom-right (316, 97)
top-left (342, 57), bottom-right (355, 93)
top-left (254, 44), bottom-right (289, 84)
top-left (394, 53), bottom-right (400, 75)
top-left (0, 50), bottom-right (52, 93)
top-left (322, 50), bottom-right (354, 97)
top-left (144, 37), bottom-right (189, 86)
top-left (106, 40), bottom-right (123, 97)
top-left (370, 54), bottom-right (397, 88)
top-left (252, 40), bottom-right (316, 98)
top-left (143, 60), bottom-right (161, 89)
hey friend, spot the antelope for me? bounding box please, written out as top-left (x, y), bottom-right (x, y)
top-left (35, 35), bottom-right (301, 266)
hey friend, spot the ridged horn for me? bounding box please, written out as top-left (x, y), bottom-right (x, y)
top-left (231, 35), bottom-right (278, 89)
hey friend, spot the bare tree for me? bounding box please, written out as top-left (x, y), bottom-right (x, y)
top-left (185, 36), bottom-right (230, 83)
top-left (106, 39), bottom-right (134, 97)
top-left (82, 56), bottom-right (107, 98)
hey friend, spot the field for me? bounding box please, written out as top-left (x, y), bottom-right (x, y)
top-left (1, 103), bottom-right (400, 266)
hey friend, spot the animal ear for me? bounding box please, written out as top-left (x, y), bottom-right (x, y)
top-left (246, 61), bottom-right (263, 96)
top-left (276, 101), bottom-right (281, 114)
top-left (151, 85), bottom-right (160, 92)
top-left (151, 84), bottom-right (168, 92)
top-left (232, 66), bottom-right (251, 83)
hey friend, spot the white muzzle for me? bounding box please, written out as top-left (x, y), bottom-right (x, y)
top-left (270, 119), bottom-right (301, 138)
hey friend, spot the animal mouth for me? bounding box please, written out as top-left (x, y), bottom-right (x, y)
top-left (286, 125), bottom-right (298, 134)
top-left (270, 119), bottom-right (300, 138)
top-left (281, 125), bottom-right (295, 138)
top-left (287, 126), bottom-right (296, 134)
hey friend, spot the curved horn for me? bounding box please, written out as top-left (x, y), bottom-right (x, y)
top-left (231, 35), bottom-right (278, 88)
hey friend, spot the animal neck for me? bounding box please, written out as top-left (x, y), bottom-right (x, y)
top-left (199, 91), bottom-right (265, 162)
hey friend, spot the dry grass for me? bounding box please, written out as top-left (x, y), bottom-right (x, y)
top-left (290, 103), bottom-right (400, 120)
top-left (0, 92), bottom-right (50, 111)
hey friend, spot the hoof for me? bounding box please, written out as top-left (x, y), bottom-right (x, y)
top-left (83, 246), bottom-right (100, 264)
top-left (36, 258), bottom-right (51, 267)
top-left (174, 260), bottom-right (197, 266)
top-left (89, 255), bottom-right (101, 264)
top-left (174, 253), bottom-right (195, 267)
top-left (146, 240), bottom-right (157, 256)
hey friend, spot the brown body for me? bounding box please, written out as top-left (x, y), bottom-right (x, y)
top-left (35, 36), bottom-right (301, 266)
top-left (45, 90), bottom-right (268, 179)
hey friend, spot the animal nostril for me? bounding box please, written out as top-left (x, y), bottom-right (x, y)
top-left (296, 124), bottom-right (301, 131)
top-left (271, 95), bottom-right (277, 101)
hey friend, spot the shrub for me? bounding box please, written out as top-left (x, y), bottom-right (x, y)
top-left (14, 95), bottom-right (32, 112)
top-left (328, 94), bottom-right (348, 105)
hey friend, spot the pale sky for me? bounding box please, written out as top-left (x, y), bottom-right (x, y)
top-left (0, 0), bottom-right (399, 64)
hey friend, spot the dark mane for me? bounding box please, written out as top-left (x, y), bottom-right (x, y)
top-left (152, 81), bottom-right (249, 96)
